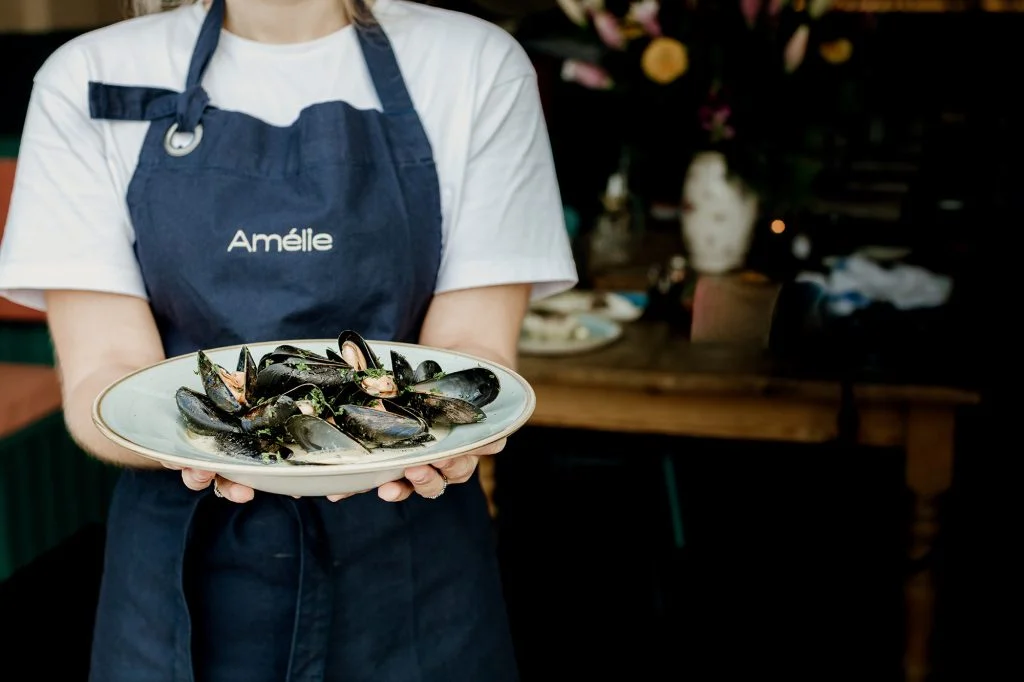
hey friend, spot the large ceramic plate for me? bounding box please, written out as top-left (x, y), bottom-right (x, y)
top-left (92, 339), bottom-right (535, 497)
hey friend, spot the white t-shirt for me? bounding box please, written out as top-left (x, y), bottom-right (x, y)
top-left (0, 0), bottom-right (577, 312)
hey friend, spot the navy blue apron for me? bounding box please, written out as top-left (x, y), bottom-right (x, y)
top-left (85, 1), bottom-right (518, 680)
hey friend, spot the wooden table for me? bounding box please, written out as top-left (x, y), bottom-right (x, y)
top-left (506, 321), bottom-right (980, 682)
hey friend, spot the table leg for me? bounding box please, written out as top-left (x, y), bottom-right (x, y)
top-left (903, 406), bottom-right (955, 682)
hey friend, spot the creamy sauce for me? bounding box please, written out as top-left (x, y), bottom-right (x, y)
top-left (184, 425), bottom-right (452, 466)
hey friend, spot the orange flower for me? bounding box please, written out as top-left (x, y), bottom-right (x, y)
top-left (819, 38), bottom-right (853, 64)
top-left (641, 37), bottom-right (688, 84)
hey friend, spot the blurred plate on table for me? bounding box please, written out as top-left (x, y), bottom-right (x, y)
top-left (518, 311), bottom-right (622, 357)
top-left (530, 289), bottom-right (644, 323)
top-left (93, 336), bottom-right (535, 497)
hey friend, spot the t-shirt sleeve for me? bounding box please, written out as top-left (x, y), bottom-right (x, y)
top-left (0, 47), bottom-right (147, 312)
top-left (434, 41), bottom-right (578, 301)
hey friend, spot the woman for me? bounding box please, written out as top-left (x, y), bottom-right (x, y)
top-left (0, 0), bottom-right (576, 679)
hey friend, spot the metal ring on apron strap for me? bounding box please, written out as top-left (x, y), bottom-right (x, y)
top-left (163, 122), bottom-right (204, 157)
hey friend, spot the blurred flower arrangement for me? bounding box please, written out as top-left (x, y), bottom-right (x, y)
top-left (516, 0), bottom-right (866, 212)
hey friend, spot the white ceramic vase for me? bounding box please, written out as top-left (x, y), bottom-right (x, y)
top-left (680, 151), bottom-right (759, 275)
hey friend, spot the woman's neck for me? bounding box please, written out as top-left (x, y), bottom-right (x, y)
top-left (211, 0), bottom-right (351, 44)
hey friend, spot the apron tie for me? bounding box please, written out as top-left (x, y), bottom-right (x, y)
top-left (175, 84), bottom-right (210, 134)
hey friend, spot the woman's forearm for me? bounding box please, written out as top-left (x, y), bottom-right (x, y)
top-left (63, 364), bottom-right (165, 470)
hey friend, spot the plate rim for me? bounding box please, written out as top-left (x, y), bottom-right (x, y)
top-left (91, 338), bottom-right (537, 476)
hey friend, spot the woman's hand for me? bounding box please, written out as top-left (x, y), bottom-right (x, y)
top-left (163, 463), bottom-right (256, 503)
top-left (376, 438), bottom-right (506, 502)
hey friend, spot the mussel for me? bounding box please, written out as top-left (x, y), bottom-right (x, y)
top-left (198, 347), bottom-right (257, 415)
top-left (390, 350), bottom-right (415, 389)
top-left (412, 359), bottom-right (443, 384)
top-left (238, 394), bottom-right (300, 434)
top-left (254, 358), bottom-right (359, 398)
top-left (177, 386), bottom-right (300, 436)
top-left (335, 404), bottom-right (433, 449)
top-left (277, 383), bottom-right (334, 419)
top-left (257, 345), bottom-right (340, 372)
top-left (214, 432), bottom-right (292, 462)
top-left (410, 367), bottom-right (500, 408)
top-left (337, 330), bottom-right (382, 370)
top-left (284, 414), bottom-right (370, 464)
top-left (401, 392), bottom-right (486, 426)
top-left (394, 366), bottom-right (499, 426)
top-left (176, 387), bottom-right (242, 436)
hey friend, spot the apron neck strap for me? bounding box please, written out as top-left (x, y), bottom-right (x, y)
top-left (354, 22), bottom-right (415, 114)
top-left (174, 0), bottom-right (225, 132)
top-left (186, 0), bottom-right (226, 91)
top-left (179, 0), bottom-right (414, 126)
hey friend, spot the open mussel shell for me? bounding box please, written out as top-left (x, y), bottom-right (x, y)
top-left (278, 383), bottom-right (334, 419)
top-left (284, 414), bottom-right (370, 464)
top-left (197, 350), bottom-right (251, 415)
top-left (411, 367), bottom-right (500, 408)
top-left (359, 371), bottom-right (400, 399)
top-left (335, 404), bottom-right (433, 449)
top-left (176, 386), bottom-right (242, 436)
top-left (412, 359), bottom-right (443, 384)
top-left (402, 392), bottom-right (485, 426)
top-left (337, 330), bottom-right (382, 371)
top-left (255, 359), bottom-right (358, 400)
top-left (213, 432), bottom-right (292, 463)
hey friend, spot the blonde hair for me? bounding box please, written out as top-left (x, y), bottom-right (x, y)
top-left (129, 0), bottom-right (373, 22)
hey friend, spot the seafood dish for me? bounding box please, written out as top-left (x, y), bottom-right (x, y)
top-left (173, 330), bottom-right (501, 465)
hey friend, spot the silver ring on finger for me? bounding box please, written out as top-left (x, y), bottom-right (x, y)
top-left (425, 471), bottom-right (448, 500)
top-left (213, 478), bottom-right (224, 498)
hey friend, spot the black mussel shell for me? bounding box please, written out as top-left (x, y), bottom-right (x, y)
top-left (255, 359), bottom-right (358, 400)
top-left (239, 394), bottom-right (300, 434)
top-left (213, 432), bottom-right (292, 462)
top-left (390, 350), bottom-right (415, 389)
top-left (411, 367), bottom-right (500, 408)
top-left (285, 414), bottom-right (369, 455)
top-left (381, 399), bottom-right (426, 423)
top-left (197, 350), bottom-right (248, 415)
top-left (412, 359), bottom-right (443, 384)
top-left (258, 345), bottom-right (344, 372)
top-left (337, 330), bottom-right (382, 371)
top-left (237, 347), bottom-right (258, 405)
top-left (326, 347), bottom-right (344, 363)
top-left (176, 386), bottom-right (242, 436)
top-left (402, 392), bottom-right (485, 426)
top-left (336, 404), bottom-right (432, 448)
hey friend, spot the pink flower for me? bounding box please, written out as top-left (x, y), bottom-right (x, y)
top-left (699, 104), bottom-right (735, 141)
top-left (592, 9), bottom-right (626, 50)
top-left (741, 0), bottom-right (762, 27)
top-left (561, 59), bottom-right (614, 90)
top-left (629, 0), bottom-right (662, 37)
